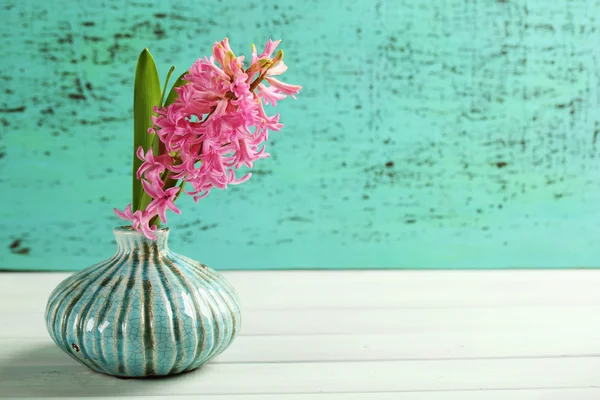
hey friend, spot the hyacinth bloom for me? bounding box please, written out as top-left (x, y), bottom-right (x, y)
top-left (115, 38), bottom-right (301, 239)
top-left (114, 204), bottom-right (158, 240)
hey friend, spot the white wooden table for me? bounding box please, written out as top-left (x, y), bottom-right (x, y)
top-left (1, 270), bottom-right (600, 399)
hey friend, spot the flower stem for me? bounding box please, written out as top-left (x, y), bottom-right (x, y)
top-left (249, 70), bottom-right (269, 92)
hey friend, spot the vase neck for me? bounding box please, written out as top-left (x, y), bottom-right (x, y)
top-left (113, 227), bottom-right (170, 253)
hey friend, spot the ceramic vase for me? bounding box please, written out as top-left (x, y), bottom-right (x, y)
top-left (44, 226), bottom-right (241, 378)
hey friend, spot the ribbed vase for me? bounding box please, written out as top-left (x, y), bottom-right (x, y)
top-left (44, 226), bottom-right (241, 378)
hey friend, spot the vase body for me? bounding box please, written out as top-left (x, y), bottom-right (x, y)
top-left (45, 227), bottom-right (241, 378)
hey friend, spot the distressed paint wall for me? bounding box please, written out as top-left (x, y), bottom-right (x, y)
top-left (1, 0), bottom-right (600, 270)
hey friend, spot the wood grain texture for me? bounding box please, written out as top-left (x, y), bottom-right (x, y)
top-left (2, 1), bottom-right (600, 270)
top-left (3, 359), bottom-right (600, 397)
top-left (1, 270), bottom-right (600, 398)
top-left (3, 306), bottom-right (599, 338)
top-left (2, 270), bottom-right (599, 312)
top-left (15, 391), bottom-right (600, 400)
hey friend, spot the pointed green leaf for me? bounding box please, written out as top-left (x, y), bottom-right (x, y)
top-left (133, 48), bottom-right (161, 212)
top-left (163, 71), bottom-right (188, 107)
top-left (159, 65), bottom-right (176, 108)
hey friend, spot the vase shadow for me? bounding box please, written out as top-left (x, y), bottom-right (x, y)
top-left (0, 343), bottom-right (204, 398)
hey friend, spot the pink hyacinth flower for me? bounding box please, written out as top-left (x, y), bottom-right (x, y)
top-left (264, 77), bottom-right (302, 98)
top-left (114, 204), bottom-right (135, 222)
top-left (114, 204), bottom-right (157, 240)
top-left (251, 39), bottom-right (281, 64)
top-left (136, 146), bottom-right (172, 186)
top-left (142, 180), bottom-right (182, 224)
top-left (117, 38), bottom-right (301, 240)
top-left (257, 83), bottom-right (286, 106)
top-left (132, 210), bottom-right (158, 240)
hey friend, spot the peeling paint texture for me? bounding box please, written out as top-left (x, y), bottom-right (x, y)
top-left (1, 0), bottom-right (600, 270)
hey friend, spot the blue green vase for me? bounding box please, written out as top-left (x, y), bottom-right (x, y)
top-left (44, 226), bottom-right (241, 378)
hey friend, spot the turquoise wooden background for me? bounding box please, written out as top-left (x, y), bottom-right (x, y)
top-left (2, 0), bottom-right (600, 270)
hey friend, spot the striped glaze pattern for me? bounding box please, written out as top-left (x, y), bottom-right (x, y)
top-left (44, 227), bottom-right (241, 378)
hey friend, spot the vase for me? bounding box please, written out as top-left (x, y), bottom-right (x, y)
top-left (44, 226), bottom-right (241, 378)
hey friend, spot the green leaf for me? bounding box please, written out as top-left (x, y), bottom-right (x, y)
top-left (163, 71), bottom-right (188, 107)
top-left (132, 48), bottom-right (161, 213)
top-left (159, 65), bottom-right (176, 108)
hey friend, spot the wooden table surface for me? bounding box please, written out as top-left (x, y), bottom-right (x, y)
top-left (1, 270), bottom-right (599, 399)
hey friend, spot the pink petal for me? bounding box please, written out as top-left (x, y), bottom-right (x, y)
top-left (268, 61), bottom-right (288, 76)
top-left (265, 77), bottom-right (302, 97)
top-left (257, 83), bottom-right (286, 106)
top-left (141, 179), bottom-right (164, 199)
top-left (114, 204), bottom-right (134, 221)
top-left (259, 39), bottom-right (281, 59)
